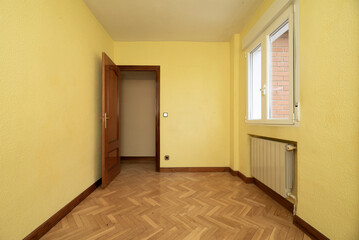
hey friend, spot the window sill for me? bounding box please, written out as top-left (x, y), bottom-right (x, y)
top-left (245, 120), bottom-right (300, 127)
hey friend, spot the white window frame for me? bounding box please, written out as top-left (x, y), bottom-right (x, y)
top-left (248, 44), bottom-right (262, 121)
top-left (245, 1), bottom-right (299, 126)
top-left (247, 39), bottom-right (264, 125)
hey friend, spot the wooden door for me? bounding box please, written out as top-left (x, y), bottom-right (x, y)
top-left (102, 52), bottom-right (121, 188)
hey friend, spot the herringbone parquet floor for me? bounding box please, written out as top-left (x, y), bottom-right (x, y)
top-left (42, 160), bottom-right (309, 240)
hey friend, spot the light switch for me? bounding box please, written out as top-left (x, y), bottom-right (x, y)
top-left (163, 112), bottom-right (168, 117)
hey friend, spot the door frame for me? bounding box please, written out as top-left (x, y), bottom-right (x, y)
top-left (117, 65), bottom-right (160, 172)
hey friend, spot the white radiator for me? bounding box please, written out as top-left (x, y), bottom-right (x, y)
top-left (250, 137), bottom-right (295, 198)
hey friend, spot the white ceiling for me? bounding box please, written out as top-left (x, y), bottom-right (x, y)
top-left (82, 0), bottom-right (263, 42)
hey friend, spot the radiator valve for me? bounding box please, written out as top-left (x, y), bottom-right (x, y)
top-left (286, 145), bottom-right (296, 151)
top-left (287, 193), bottom-right (297, 215)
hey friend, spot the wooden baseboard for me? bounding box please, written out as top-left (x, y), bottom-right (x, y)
top-left (160, 167), bottom-right (229, 173)
top-left (235, 171), bottom-right (292, 212)
top-left (234, 171), bottom-right (328, 239)
top-left (237, 171), bottom-right (254, 183)
top-left (121, 156), bottom-right (156, 161)
top-left (229, 167), bottom-right (239, 176)
top-left (24, 178), bottom-right (102, 240)
top-left (253, 178), bottom-right (294, 212)
top-left (293, 215), bottom-right (329, 240)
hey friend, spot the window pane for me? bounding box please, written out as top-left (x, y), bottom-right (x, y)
top-left (268, 21), bottom-right (289, 119)
top-left (249, 46), bottom-right (261, 120)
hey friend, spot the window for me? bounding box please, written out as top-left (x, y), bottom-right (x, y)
top-left (246, 4), bottom-right (298, 125)
top-left (268, 21), bottom-right (289, 120)
top-left (248, 45), bottom-right (262, 120)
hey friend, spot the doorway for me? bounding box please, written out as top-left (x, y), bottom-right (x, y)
top-left (118, 66), bottom-right (160, 172)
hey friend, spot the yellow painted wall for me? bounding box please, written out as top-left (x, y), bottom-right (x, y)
top-left (235, 0), bottom-right (359, 239)
top-left (0, 1), bottom-right (113, 239)
top-left (229, 34), bottom-right (241, 171)
top-left (114, 42), bottom-right (230, 168)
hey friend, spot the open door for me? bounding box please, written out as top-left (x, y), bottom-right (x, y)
top-left (102, 52), bottom-right (121, 188)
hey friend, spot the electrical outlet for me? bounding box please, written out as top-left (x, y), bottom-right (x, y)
top-left (164, 155), bottom-right (170, 160)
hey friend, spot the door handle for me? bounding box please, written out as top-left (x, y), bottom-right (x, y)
top-left (260, 84), bottom-right (266, 96)
top-left (103, 113), bottom-right (110, 128)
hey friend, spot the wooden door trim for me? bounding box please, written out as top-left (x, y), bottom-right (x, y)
top-left (117, 65), bottom-right (160, 172)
